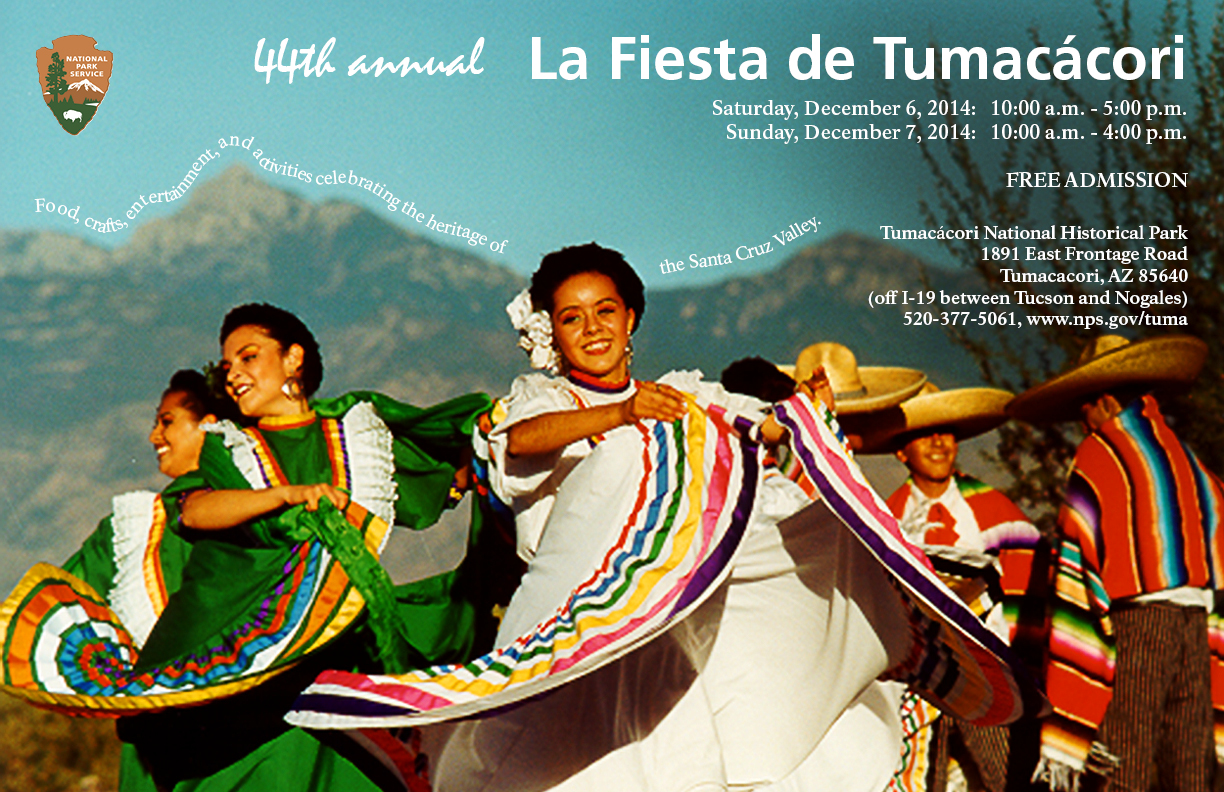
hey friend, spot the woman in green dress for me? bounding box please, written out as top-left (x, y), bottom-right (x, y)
top-left (9, 370), bottom-right (222, 790)
top-left (169, 302), bottom-right (493, 672)
top-left (139, 302), bottom-right (493, 790)
top-left (1, 306), bottom-right (492, 791)
top-left (120, 302), bottom-right (490, 791)
top-left (62, 369), bottom-right (222, 632)
top-left (55, 369), bottom-right (390, 792)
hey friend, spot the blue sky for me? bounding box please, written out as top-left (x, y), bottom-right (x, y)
top-left (1, 1), bottom-right (1187, 286)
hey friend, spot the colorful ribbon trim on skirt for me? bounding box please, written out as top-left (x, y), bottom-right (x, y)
top-left (0, 508), bottom-right (389, 717)
top-left (887, 691), bottom-right (942, 792)
top-left (286, 394), bottom-right (1045, 731)
top-left (773, 395), bottom-right (1046, 725)
top-left (287, 394), bottom-right (756, 727)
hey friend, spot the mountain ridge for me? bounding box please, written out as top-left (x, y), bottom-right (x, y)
top-left (0, 167), bottom-right (989, 591)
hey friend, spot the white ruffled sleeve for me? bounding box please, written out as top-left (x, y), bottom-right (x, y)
top-left (486, 374), bottom-right (580, 497)
top-left (485, 374), bottom-right (588, 560)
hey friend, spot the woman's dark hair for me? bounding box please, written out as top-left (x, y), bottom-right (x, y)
top-left (164, 369), bottom-right (239, 422)
top-left (529, 243), bottom-right (645, 332)
top-left (219, 303), bottom-right (323, 396)
top-left (720, 357), bottom-right (797, 403)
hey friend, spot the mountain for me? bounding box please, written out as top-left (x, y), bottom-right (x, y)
top-left (638, 233), bottom-right (982, 387)
top-left (0, 166), bottom-right (530, 584)
top-left (0, 165), bottom-right (527, 428)
top-left (0, 166), bottom-right (992, 591)
top-left (66, 79), bottom-right (104, 93)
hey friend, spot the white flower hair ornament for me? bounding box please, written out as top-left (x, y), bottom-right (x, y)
top-left (506, 288), bottom-right (560, 373)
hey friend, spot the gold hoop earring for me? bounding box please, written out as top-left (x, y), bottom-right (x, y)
top-left (281, 376), bottom-right (304, 401)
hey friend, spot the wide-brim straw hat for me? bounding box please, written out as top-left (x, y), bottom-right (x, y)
top-left (793, 342), bottom-right (926, 415)
top-left (1007, 334), bottom-right (1207, 424)
top-left (844, 383), bottom-right (1014, 455)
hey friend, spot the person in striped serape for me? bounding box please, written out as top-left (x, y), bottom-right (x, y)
top-left (844, 382), bottom-right (1049, 792)
top-left (1008, 334), bottom-right (1224, 792)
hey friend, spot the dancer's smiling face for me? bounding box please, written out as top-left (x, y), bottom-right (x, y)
top-left (148, 391), bottom-right (212, 479)
top-left (896, 430), bottom-right (958, 496)
top-left (550, 271), bottom-right (636, 383)
top-left (221, 324), bottom-right (307, 418)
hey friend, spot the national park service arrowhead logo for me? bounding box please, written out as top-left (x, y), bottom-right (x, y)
top-left (37, 36), bottom-right (112, 135)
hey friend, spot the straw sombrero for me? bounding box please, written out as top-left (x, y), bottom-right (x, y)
top-left (845, 383), bottom-right (1015, 455)
top-left (1007, 334), bottom-right (1207, 424)
top-left (793, 342), bottom-right (926, 415)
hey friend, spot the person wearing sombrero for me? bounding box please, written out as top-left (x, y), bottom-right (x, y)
top-left (875, 384), bottom-right (1046, 652)
top-left (1008, 334), bottom-right (1223, 792)
top-left (848, 382), bottom-right (1047, 792)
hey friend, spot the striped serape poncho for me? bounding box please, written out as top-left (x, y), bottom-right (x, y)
top-left (887, 473), bottom-right (1046, 647)
top-left (1038, 395), bottom-right (1224, 790)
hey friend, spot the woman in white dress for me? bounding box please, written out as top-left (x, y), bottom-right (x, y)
top-left (288, 244), bottom-right (1045, 792)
